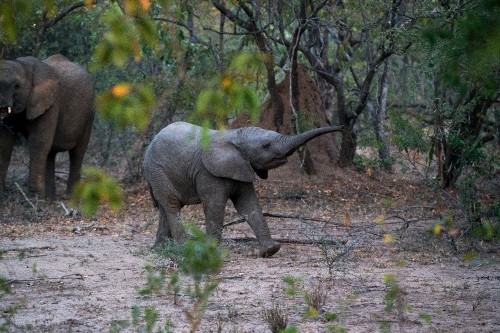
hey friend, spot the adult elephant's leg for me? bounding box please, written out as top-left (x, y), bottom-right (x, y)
top-left (231, 183), bottom-right (281, 257)
top-left (45, 151), bottom-right (57, 199)
top-left (0, 129), bottom-right (15, 190)
top-left (27, 137), bottom-right (50, 196)
top-left (67, 118), bottom-right (93, 194)
top-left (27, 110), bottom-right (57, 196)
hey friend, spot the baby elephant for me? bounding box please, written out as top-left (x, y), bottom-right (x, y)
top-left (143, 121), bottom-right (342, 257)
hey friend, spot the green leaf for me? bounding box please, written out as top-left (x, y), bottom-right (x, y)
top-left (179, 225), bottom-right (226, 283)
top-left (69, 167), bottom-right (123, 218)
top-left (96, 83), bottom-right (154, 131)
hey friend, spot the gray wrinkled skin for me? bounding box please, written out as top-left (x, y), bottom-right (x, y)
top-left (143, 121), bottom-right (342, 257)
top-left (0, 55), bottom-right (95, 198)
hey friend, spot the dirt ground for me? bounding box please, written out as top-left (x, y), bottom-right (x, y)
top-left (1, 160), bottom-right (499, 333)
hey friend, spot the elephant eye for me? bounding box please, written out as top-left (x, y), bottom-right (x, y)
top-left (262, 142), bottom-right (271, 149)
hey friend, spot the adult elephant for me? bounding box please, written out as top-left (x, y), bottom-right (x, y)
top-left (144, 121), bottom-right (342, 257)
top-left (0, 54), bottom-right (95, 198)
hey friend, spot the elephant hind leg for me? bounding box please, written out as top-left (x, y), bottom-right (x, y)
top-left (154, 204), bottom-right (189, 248)
top-left (45, 151), bottom-right (57, 199)
top-left (67, 118), bottom-right (93, 195)
top-left (155, 205), bottom-right (172, 248)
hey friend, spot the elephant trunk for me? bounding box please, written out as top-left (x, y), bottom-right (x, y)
top-left (282, 126), bottom-right (343, 156)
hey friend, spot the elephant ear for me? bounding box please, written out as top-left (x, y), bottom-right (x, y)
top-left (201, 135), bottom-right (256, 183)
top-left (26, 61), bottom-right (59, 120)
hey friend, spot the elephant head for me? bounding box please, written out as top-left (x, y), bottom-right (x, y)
top-left (0, 57), bottom-right (59, 121)
top-left (201, 126), bottom-right (343, 182)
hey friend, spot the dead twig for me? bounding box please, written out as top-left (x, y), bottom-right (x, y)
top-left (15, 182), bottom-right (37, 214)
top-left (60, 201), bottom-right (78, 217)
top-left (7, 273), bottom-right (85, 284)
top-left (72, 221), bottom-right (96, 233)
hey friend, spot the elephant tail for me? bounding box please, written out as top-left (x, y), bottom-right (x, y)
top-left (148, 183), bottom-right (159, 209)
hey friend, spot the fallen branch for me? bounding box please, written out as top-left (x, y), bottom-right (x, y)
top-left (15, 182), bottom-right (37, 213)
top-left (224, 210), bottom-right (435, 235)
top-left (2, 245), bottom-right (57, 253)
top-left (72, 221), bottom-right (96, 233)
top-left (229, 237), bottom-right (347, 246)
top-left (223, 212), bottom-right (338, 228)
top-left (7, 273), bottom-right (85, 284)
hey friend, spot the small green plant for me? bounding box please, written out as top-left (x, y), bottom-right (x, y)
top-left (1, 252), bottom-right (17, 332)
top-left (304, 284), bottom-right (326, 318)
top-left (323, 312), bottom-right (338, 321)
top-left (282, 275), bottom-right (302, 297)
top-left (139, 265), bottom-right (167, 296)
top-left (262, 303), bottom-right (289, 333)
top-left (154, 238), bottom-right (184, 264)
top-left (114, 224), bottom-right (225, 333)
top-left (419, 312), bottom-right (432, 324)
top-left (326, 324), bottom-right (347, 333)
top-left (383, 274), bottom-right (403, 313)
top-left (382, 273), bottom-right (411, 332)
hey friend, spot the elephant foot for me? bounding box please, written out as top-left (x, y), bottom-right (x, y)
top-left (260, 241), bottom-right (281, 258)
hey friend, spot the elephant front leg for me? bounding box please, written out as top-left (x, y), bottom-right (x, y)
top-left (203, 200), bottom-right (227, 242)
top-left (0, 129), bottom-right (15, 190)
top-left (27, 146), bottom-right (48, 197)
top-left (231, 184), bottom-right (281, 257)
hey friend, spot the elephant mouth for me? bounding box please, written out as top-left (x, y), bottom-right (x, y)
top-left (263, 157), bottom-right (288, 170)
top-left (0, 106), bottom-right (12, 121)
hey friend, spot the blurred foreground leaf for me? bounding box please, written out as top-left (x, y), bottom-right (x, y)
top-left (180, 225), bottom-right (226, 284)
top-left (96, 82), bottom-right (155, 131)
top-left (92, 2), bottom-right (158, 69)
top-left (0, 0), bottom-right (34, 42)
top-left (190, 51), bottom-right (264, 128)
top-left (70, 167), bottom-right (123, 218)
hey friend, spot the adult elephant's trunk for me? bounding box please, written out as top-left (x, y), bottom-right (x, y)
top-left (282, 126), bottom-right (343, 157)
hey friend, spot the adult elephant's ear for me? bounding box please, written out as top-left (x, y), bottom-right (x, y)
top-left (27, 61), bottom-right (58, 120)
top-left (201, 135), bottom-right (256, 183)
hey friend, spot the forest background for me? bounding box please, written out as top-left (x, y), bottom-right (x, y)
top-left (1, 0), bottom-right (498, 223)
top-left (1, 1), bottom-right (499, 332)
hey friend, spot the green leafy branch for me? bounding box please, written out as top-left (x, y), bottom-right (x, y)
top-left (190, 51), bottom-right (264, 129)
top-left (70, 167), bottom-right (123, 217)
top-left (134, 224), bottom-right (226, 333)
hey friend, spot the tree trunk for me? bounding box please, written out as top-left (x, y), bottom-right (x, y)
top-left (338, 130), bottom-right (357, 168)
top-left (288, 0), bottom-right (316, 175)
top-left (371, 59), bottom-right (392, 171)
